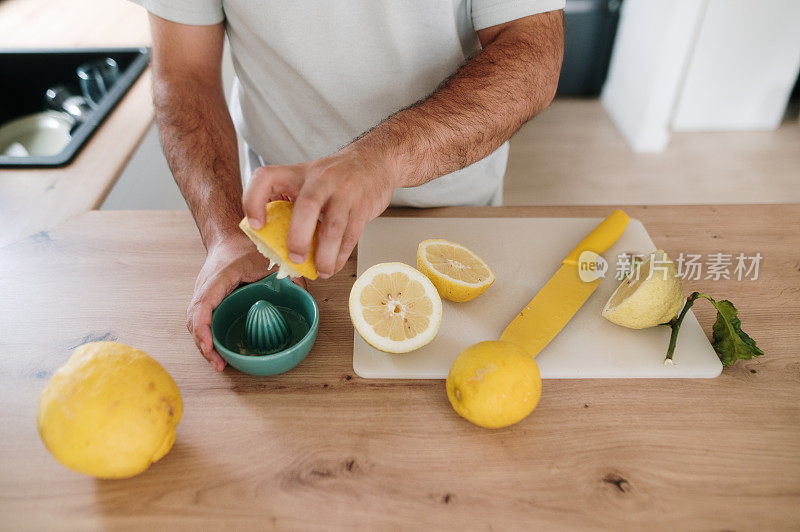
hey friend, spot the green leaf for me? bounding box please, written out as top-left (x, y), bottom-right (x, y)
top-left (664, 292), bottom-right (764, 366)
top-left (710, 299), bottom-right (764, 366)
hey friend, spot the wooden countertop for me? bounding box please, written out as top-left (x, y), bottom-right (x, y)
top-left (0, 0), bottom-right (152, 248)
top-left (1, 205), bottom-right (798, 529)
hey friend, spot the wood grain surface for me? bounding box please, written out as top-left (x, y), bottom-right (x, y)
top-left (0, 0), bottom-right (152, 248)
top-left (0, 205), bottom-right (798, 530)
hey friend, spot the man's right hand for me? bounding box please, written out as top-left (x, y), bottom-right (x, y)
top-left (186, 233), bottom-right (305, 372)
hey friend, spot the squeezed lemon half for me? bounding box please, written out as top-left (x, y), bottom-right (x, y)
top-left (602, 250), bottom-right (684, 329)
top-left (239, 200), bottom-right (319, 280)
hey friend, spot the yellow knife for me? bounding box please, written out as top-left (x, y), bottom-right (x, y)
top-left (500, 210), bottom-right (630, 357)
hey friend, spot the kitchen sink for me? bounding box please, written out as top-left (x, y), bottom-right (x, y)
top-left (0, 47), bottom-right (150, 168)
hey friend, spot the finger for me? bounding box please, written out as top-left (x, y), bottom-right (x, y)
top-left (242, 165), bottom-right (301, 229)
top-left (334, 217), bottom-right (366, 273)
top-left (190, 274), bottom-right (238, 371)
top-left (191, 324), bottom-right (227, 372)
top-left (189, 300), bottom-right (226, 371)
top-left (314, 199), bottom-right (350, 279)
top-left (286, 184), bottom-right (330, 264)
top-left (206, 345), bottom-right (226, 373)
top-left (188, 299), bottom-right (225, 371)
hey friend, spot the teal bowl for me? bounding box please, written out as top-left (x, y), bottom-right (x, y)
top-left (211, 273), bottom-right (319, 376)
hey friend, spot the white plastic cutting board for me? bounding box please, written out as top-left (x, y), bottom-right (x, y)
top-left (353, 217), bottom-right (722, 379)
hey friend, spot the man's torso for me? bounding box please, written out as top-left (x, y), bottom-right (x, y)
top-left (226, 0), bottom-right (507, 206)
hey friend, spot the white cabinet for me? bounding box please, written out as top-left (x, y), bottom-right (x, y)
top-left (602, 0), bottom-right (800, 152)
top-left (672, 0), bottom-right (800, 131)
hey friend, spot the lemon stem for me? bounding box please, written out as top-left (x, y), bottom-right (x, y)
top-left (665, 292), bottom-right (704, 365)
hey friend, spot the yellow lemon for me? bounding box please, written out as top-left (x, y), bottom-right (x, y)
top-left (417, 239), bottom-right (495, 302)
top-left (602, 250), bottom-right (684, 329)
top-left (239, 200), bottom-right (319, 280)
top-left (37, 342), bottom-right (183, 479)
top-left (446, 341), bottom-right (541, 428)
top-left (349, 262), bottom-right (442, 353)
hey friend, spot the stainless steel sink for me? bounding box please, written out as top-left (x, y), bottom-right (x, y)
top-left (0, 48), bottom-right (150, 168)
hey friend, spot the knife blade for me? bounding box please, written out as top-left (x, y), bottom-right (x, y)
top-left (499, 209), bottom-right (630, 357)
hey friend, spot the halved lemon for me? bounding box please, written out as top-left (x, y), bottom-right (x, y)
top-left (417, 239), bottom-right (495, 302)
top-left (602, 250), bottom-right (684, 329)
top-left (239, 200), bottom-right (319, 280)
top-left (349, 262), bottom-right (442, 353)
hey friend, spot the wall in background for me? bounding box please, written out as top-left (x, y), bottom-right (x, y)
top-left (671, 0), bottom-right (800, 131)
top-left (602, 0), bottom-right (800, 152)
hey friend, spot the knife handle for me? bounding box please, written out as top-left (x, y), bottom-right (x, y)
top-left (563, 209), bottom-right (630, 266)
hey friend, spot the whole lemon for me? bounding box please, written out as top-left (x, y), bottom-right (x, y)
top-left (446, 341), bottom-right (541, 428)
top-left (37, 342), bottom-right (183, 479)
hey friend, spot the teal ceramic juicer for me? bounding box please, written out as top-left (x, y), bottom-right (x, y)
top-left (211, 273), bottom-right (319, 376)
top-left (245, 300), bottom-right (291, 353)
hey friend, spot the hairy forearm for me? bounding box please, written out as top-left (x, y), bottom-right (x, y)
top-left (153, 76), bottom-right (243, 249)
top-left (351, 11), bottom-right (564, 187)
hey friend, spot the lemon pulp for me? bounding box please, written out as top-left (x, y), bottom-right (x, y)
top-left (417, 239), bottom-right (495, 302)
top-left (349, 262), bottom-right (442, 353)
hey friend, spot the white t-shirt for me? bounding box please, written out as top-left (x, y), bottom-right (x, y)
top-left (137, 0), bottom-right (565, 207)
